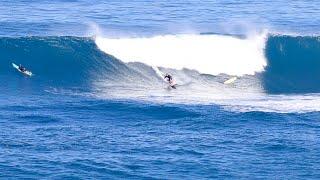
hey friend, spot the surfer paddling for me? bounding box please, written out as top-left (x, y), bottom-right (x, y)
top-left (12, 63), bottom-right (33, 76)
top-left (18, 64), bottom-right (27, 73)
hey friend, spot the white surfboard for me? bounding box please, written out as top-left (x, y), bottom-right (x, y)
top-left (12, 63), bottom-right (33, 76)
top-left (224, 77), bottom-right (237, 84)
top-left (152, 66), bottom-right (165, 81)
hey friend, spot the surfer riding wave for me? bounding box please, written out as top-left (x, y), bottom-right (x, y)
top-left (164, 73), bottom-right (176, 89)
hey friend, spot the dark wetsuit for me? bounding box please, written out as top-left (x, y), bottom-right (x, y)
top-left (164, 74), bottom-right (173, 82)
top-left (19, 65), bottom-right (26, 72)
top-left (164, 74), bottom-right (176, 88)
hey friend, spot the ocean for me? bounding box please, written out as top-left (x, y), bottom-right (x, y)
top-left (0, 0), bottom-right (320, 179)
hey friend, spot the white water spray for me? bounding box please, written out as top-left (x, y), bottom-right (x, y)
top-left (95, 33), bottom-right (267, 76)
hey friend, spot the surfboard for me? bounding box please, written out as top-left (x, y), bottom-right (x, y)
top-left (170, 82), bottom-right (177, 89)
top-left (12, 63), bottom-right (33, 76)
top-left (224, 77), bottom-right (237, 84)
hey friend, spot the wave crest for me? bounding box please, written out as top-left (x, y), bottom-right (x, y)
top-left (95, 34), bottom-right (267, 76)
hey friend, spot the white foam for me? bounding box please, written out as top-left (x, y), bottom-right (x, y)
top-left (219, 94), bottom-right (320, 113)
top-left (92, 84), bottom-right (320, 113)
top-left (95, 33), bottom-right (267, 76)
top-left (93, 33), bottom-right (320, 113)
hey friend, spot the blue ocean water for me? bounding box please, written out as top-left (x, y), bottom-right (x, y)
top-left (1, 0), bottom-right (320, 179)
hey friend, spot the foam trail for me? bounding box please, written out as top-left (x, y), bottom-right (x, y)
top-left (95, 34), bottom-right (267, 76)
top-left (152, 66), bottom-right (166, 81)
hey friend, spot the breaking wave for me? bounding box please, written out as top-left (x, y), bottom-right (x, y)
top-left (1, 33), bottom-right (320, 112)
top-left (95, 34), bottom-right (267, 76)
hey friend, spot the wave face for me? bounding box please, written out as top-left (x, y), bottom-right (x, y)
top-left (263, 35), bottom-right (320, 93)
top-left (1, 35), bottom-right (320, 96)
top-left (0, 37), bottom-right (134, 93)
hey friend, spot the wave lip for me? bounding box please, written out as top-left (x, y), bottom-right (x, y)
top-left (95, 33), bottom-right (268, 76)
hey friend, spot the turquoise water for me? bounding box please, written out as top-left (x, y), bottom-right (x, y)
top-left (1, 0), bottom-right (320, 179)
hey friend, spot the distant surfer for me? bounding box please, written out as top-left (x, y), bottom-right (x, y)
top-left (12, 63), bottom-right (33, 76)
top-left (164, 73), bottom-right (176, 89)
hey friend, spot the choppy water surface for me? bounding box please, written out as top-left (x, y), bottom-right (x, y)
top-left (1, 0), bottom-right (320, 178)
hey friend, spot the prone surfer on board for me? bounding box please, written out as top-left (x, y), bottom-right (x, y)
top-left (18, 64), bottom-right (26, 72)
top-left (12, 63), bottom-right (33, 76)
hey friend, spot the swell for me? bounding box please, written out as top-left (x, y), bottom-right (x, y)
top-left (0, 35), bottom-right (320, 95)
top-left (263, 35), bottom-right (320, 93)
top-left (0, 36), bottom-right (132, 92)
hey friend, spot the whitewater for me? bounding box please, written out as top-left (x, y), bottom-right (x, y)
top-left (93, 33), bottom-right (320, 113)
top-left (95, 33), bottom-right (267, 76)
